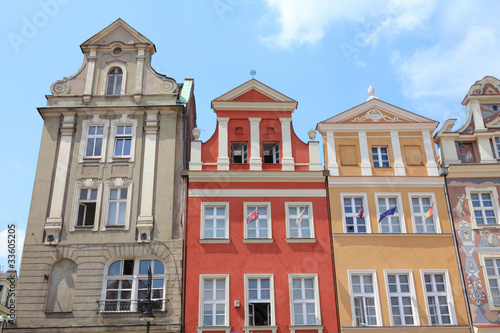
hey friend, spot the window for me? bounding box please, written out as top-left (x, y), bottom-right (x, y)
top-left (106, 68), bottom-right (123, 95)
top-left (85, 125), bottom-right (104, 158)
top-left (376, 195), bottom-right (403, 233)
top-left (244, 203), bottom-right (272, 241)
top-left (385, 272), bottom-right (418, 326)
top-left (76, 188), bottom-right (97, 227)
top-left (484, 258), bottom-right (500, 307)
top-left (200, 275), bottom-right (229, 327)
top-left (107, 188), bottom-right (128, 226)
top-left (263, 143), bottom-right (279, 164)
top-left (290, 275), bottom-right (320, 326)
top-left (410, 195), bottom-right (439, 233)
top-left (201, 203), bottom-right (229, 242)
top-left (422, 272), bottom-right (455, 325)
top-left (372, 147), bottom-right (389, 167)
top-left (285, 203), bottom-right (315, 241)
top-left (349, 272), bottom-right (380, 327)
top-left (342, 195), bottom-right (367, 233)
top-left (101, 258), bottom-right (165, 312)
top-left (245, 275), bottom-right (275, 326)
top-left (114, 125), bottom-right (132, 157)
top-left (495, 137), bottom-right (500, 158)
top-left (471, 192), bottom-right (497, 225)
top-left (231, 143), bottom-right (248, 164)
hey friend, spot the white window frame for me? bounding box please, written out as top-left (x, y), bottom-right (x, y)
top-left (244, 274), bottom-right (276, 328)
top-left (340, 193), bottom-right (371, 233)
top-left (408, 193), bottom-right (441, 234)
top-left (70, 179), bottom-right (103, 232)
top-left (79, 116), bottom-right (110, 163)
top-left (101, 178), bottom-right (133, 231)
top-left (285, 202), bottom-right (316, 243)
top-left (200, 202), bottom-right (230, 243)
top-left (465, 187), bottom-right (500, 228)
top-left (375, 193), bottom-right (406, 233)
top-left (100, 258), bottom-right (166, 313)
top-left (478, 253), bottom-right (500, 310)
top-left (288, 274), bottom-right (321, 327)
top-left (494, 137), bottom-right (500, 159)
top-left (372, 146), bottom-right (390, 167)
top-left (243, 202), bottom-right (272, 243)
top-left (262, 142), bottom-right (280, 164)
top-left (100, 63), bottom-right (127, 95)
top-left (348, 270), bottom-right (382, 327)
top-left (108, 116), bottom-right (138, 162)
top-left (231, 142), bottom-right (248, 164)
top-left (420, 270), bottom-right (457, 326)
top-left (384, 270), bottom-right (419, 326)
top-left (198, 274), bottom-right (230, 328)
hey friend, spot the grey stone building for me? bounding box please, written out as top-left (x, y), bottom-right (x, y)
top-left (12, 19), bottom-right (195, 332)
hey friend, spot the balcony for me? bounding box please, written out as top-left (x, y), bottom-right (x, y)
top-left (97, 299), bottom-right (164, 313)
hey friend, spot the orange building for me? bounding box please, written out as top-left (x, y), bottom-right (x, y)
top-left (185, 79), bottom-right (339, 333)
top-left (317, 88), bottom-right (470, 332)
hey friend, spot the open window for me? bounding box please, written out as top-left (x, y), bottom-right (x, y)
top-left (231, 143), bottom-right (248, 164)
top-left (76, 188), bottom-right (97, 227)
top-left (245, 276), bottom-right (275, 327)
top-left (263, 143), bottom-right (279, 164)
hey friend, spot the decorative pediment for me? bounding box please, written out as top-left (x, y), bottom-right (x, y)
top-left (350, 108), bottom-right (403, 123)
top-left (81, 18), bottom-right (155, 53)
top-left (486, 115), bottom-right (500, 128)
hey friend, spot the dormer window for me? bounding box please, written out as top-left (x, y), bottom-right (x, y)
top-left (106, 68), bottom-right (123, 95)
top-left (231, 143), bottom-right (248, 164)
top-left (263, 143), bottom-right (280, 164)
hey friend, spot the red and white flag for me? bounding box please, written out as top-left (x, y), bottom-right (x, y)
top-left (296, 208), bottom-right (305, 227)
top-left (247, 208), bottom-right (259, 224)
top-left (357, 203), bottom-right (364, 218)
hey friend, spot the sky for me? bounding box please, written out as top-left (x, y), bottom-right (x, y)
top-left (1, 0), bottom-right (500, 272)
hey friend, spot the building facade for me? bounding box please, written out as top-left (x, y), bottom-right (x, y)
top-left (317, 88), bottom-right (470, 332)
top-left (185, 80), bottom-right (339, 333)
top-left (0, 270), bottom-right (17, 331)
top-left (435, 76), bottom-right (500, 332)
top-left (13, 19), bottom-right (195, 332)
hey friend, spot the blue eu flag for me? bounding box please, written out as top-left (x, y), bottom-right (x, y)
top-left (378, 207), bottom-right (396, 223)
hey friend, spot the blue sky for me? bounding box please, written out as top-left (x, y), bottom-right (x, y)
top-left (1, 0), bottom-right (499, 271)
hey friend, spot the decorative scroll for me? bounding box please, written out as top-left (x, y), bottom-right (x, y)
top-left (351, 108), bottom-right (402, 123)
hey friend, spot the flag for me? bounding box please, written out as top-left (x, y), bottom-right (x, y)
top-left (296, 208), bottom-right (305, 227)
top-left (357, 203), bottom-right (364, 218)
top-left (424, 203), bottom-right (434, 220)
top-left (378, 207), bottom-right (396, 223)
top-left (247, 208), bottom-right (258, 224)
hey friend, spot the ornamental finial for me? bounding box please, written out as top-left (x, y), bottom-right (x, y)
top-left (367, 85), bottom-right (378, 101)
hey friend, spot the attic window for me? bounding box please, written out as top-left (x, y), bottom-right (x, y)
top-left (494, 106), bottom-right (498, 112)
top-left (106, 68), bottom-right (123, 95)
top-left (112, 47), bottom-right (122, 55)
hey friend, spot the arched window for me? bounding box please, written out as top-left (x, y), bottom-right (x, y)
top-left (101, 258), bottom-right (165, 312)
top-left (106, 68), bottom-right (123, 95)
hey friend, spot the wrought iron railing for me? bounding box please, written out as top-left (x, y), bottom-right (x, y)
top-left (97, 299), bottom-right (164, 313)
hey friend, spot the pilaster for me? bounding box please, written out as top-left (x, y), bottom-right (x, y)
top-left (390, 130), bottom-right (406, 176)
top-left (83, 47), bottom-right (98, 104)
top-left (217, 117), bottom-right (230, 170)
top-left (249, 117), bottom-right (262, 170)
top-left (326, 132), bottom-right (339, 176)
top-left (280, 118), bottom-right (295, 171)
top-left (359, 131), bottom-right (372, 176)
top-left (422, 130), bottom-right (439, 176)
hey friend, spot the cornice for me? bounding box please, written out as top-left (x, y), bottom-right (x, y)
top-left (328, 176), bottom-right (445, 187)
top-left (188, 171), bottom-right (325, 183)
top-left (317, 122), bottom-right (437, 133)
top-left (211, 101), bottom-right (297, 111)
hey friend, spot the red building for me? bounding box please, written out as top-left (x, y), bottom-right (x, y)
top-left (185, 79), bottom-right (338, 333)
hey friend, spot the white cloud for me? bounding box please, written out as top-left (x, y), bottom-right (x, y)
top-left (261, 0), bottom-right (436, 49)
top-left (395, 25), bottom-right (500, 100)
top-left (0, 227), bottom-right (25, 271)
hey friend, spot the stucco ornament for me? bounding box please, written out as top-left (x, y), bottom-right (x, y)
top-left (352, 108), bottom-right (402, 123)
top-left (51, 78), bottom-right (70, 95)
top-left (468, 280), bottom-right (486, 305)
top-left (158, 78), bottom-right (176, 93)
top-left (192, 127), bottom-right (201, 140)
top-left (308, 128), bottom-right (316, 140)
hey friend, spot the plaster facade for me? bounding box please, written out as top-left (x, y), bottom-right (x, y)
top-left (435, 76), bottom-right (500, 333)
top-left (13, 19), bottom-right (195, 332)
top-left (317, 91), bottom-right (470, 332)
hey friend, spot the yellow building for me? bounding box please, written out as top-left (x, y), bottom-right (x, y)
top-left (317, 88), bottom-right (470, 332)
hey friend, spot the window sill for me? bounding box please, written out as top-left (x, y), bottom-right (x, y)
top-left (74, 225), bottom-right (95, 229)
top-left (289, 325), bottom-right (324, 333)
top-left (243, 325), bottom-right (278, 333)
top-left (243, 238), bottom-right (274, 243)
top-left (82, 157), bottom-right (102, 161)
top-left (199, 238), bottom-right (231, 244)
top-left (105, 224), bottom-right (126, 228)
top-left (285, 238), bottom-right (317, 243)
top-left (472, 224), bottom-right (500, 229)
top-left (196, 326), bottom-right (232, 333)
top-left (112, 156), bottom-right (132, 160)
